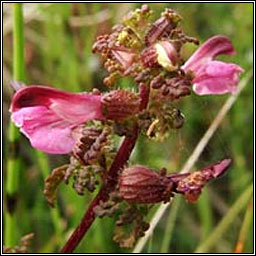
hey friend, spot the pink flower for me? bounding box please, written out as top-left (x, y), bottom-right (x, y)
top-left (111, 47), bottom-right (137, 70)
top-left (182, 35), bottom-right (244, 95)
top-left (10, 85), bottom-right (104, 154)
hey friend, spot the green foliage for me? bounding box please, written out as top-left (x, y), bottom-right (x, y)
top-left (3, 3), bottom-right (253, 253)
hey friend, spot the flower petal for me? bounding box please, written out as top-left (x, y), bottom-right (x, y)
top-left (10, 85), bottom-right (105, 154)
top-left (12, 106), bottom-right (75, 154)
top-left (111, 49), bottom-right (136, 69)
top-left (209, 158), bottom-right (232, 178)
top-left (155, 41), bottom-right (178, 71)
top-left (183, 35), bottom-right (235, 72)
top-left (192, 61), bottom-right (244, 95)
top-left (10, 85), bottom-right (104, 124)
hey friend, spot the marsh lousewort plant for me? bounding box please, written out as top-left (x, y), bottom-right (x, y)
top-left (9, 5), bottom-right (243, 252)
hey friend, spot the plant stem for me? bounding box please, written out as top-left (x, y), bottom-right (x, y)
top-left (61, 83), bottom-right (149, 253)
top-left (5, 3), bottom-right (24, 247)
top-left (13, 4), bottom-right (25, 81)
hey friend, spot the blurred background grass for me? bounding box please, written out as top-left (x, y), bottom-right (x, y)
top-left (3, 3), bottom-right (253, 253)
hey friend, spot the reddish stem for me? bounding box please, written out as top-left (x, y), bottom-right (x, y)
top-left (61, 84), bottom-right (149, 253)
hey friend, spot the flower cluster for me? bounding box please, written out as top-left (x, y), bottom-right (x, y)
top-left (9, 5), bottom-right (243, 250)
top-left (10, 5), bottom-right (243, 155)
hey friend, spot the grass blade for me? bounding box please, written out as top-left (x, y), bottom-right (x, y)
top-left (160, 196), bottom-right (181, 253)
top-left (194, 184), bottom-right (253, 253)
top-left (234, 198), bottom-right (253, 253)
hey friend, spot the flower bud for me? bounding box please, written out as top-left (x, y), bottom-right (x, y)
top-left (145, 9), bottom-right (181, 46)
top-left (155, 41), bottom-right (178, 71)
top-left (101, 90), bottom-right (141, 120)
top-left (118, 165), bottom-right (172, 203)
top-left (111, 48), bottom-right (137, 70)
top-left (141, 41), bottom-right (178, 72)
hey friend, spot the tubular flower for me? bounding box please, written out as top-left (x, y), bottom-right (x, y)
top-left (10, 85), bottom-right (142, 154)
top-left (182, 35), bottom-right (244, 95)
top-left (10, 86), bottom-right (104, 154)
top-left (118, 159), bottom-right (232, 204)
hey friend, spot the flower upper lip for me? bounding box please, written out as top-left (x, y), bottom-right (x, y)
top-left (182, 35), bottom-right (244, 95)
top-left (182, 35), bottom-right (236, 72)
